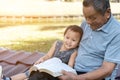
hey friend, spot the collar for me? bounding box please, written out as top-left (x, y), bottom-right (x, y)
top-left (96, 14), bottom-right (113, 33)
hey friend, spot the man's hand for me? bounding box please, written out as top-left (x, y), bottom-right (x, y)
top-left (58, 70), bottom-right (78, 80)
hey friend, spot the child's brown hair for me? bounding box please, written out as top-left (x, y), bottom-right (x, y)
top-left (64, 25), bottom-right (83, 42)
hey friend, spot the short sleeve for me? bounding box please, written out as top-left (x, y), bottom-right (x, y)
top-left (105, 34), bottom-right (120, 64)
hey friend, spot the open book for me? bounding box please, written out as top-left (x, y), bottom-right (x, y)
top-left (30, 57), bottom-right (77, 77)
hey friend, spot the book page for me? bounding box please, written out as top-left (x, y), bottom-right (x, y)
top-left (31, 57), bottom-right (76, 77)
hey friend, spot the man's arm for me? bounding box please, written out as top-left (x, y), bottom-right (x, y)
top-left (59, 61), bottom-right (116, 80)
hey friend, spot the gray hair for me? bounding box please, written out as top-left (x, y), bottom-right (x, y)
top-left (83, 0), bottom-right (110, 15)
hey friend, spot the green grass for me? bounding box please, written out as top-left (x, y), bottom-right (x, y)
top-left (1, 38), bottom-right (58, 53)
top-left (0, 17), bottom-right (119, 53)
top-left (0, 20), bottom-right (81, 53)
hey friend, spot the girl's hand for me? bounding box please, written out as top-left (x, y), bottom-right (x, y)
top-left (34, 58), bottom-right (44, 65)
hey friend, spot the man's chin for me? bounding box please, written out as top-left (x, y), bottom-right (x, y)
top-left (90, 26), bottom-right (97, 30)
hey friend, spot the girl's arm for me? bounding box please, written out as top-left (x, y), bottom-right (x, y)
top-left (34, 41), bottom-right (57, 64)
top-left (68, 50), bottom-right (77, 68)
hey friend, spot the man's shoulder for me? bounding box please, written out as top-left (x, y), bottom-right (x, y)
top-left (107, 16), bottom-right (120, 34)
top-left (110, 15), bottom-right (120, 27)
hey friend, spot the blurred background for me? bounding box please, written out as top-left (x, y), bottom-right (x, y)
top-left (0, 0), bottom-right (120, 53)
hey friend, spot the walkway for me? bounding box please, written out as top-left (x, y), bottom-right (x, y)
top-left (0, 48), bottom-right (44, 77)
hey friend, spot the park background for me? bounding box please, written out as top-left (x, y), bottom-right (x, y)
top-left (0, 0), bottom-right (120, 53)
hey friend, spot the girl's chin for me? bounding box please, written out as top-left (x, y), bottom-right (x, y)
top-left (65, 45), bottom-right (71, 49)
top-left (66, 47), bottom-right (71, 50)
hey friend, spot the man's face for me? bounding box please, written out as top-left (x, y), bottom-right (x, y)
top-left (83, 6), bottom-right (110, 30)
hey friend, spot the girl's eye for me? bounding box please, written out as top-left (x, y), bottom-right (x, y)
top-left (72, 40), bottom-right (75, 41)
top-left (66, 37), bottom-right (69, 39)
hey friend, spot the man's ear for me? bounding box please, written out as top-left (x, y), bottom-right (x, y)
top-left (105, 8), bottom-right (111, 19)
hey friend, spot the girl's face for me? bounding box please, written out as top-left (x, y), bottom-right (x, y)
top-left (63, 29), bottom-right (81, 50)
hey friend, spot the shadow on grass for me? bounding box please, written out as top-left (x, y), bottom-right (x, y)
top-left (0, 22), bottom-right (77, 52)
top-left (1, 38), bottom-right (59, 53)
top-left (39, 26), bottom-right (66, 31)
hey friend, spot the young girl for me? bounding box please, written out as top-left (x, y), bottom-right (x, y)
top-left (2, 25), bottom-right (83, 80)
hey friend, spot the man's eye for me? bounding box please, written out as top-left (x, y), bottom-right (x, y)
top-left (90, 17), bottom-right (96, 20)
top-left (87, 16), bottom-right (96, 20)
